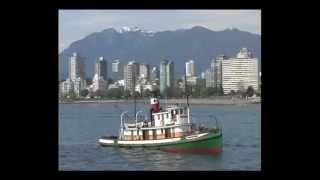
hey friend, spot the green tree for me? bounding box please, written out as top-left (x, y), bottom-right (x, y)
top-left (172, 86), bottom-right (183, 98)
top-left (94, 89), bottom-right (107, 98)
top-left (246, 86), bottom-right (255, 97)
top-left (142, 89), bottom-right (153, 98)
top-left (202, 87), bottom-right (216, 97)
top-left (80, 89), bottom-right (89, 97)
top-left (219, 87), bottom-right (224, 96)
top-left (191, 84), bottom-right (201, 98)
top-left (152, 89), bottom-right (160, 98)
top-left (123, 89), bottom-right (131, 99)
top-left (106, 88), bottom-right (122, 99)
top-left (197, 79), bottom-right (206, 97)
top-left (133, 91), bottom-right (141, 98)
top-left (229, 90), bottom-right (236, 96)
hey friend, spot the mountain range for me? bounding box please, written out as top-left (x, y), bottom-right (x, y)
top-left (59, 26), bottom-right (261, 80)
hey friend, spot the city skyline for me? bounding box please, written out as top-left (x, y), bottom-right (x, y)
top-left (59, 10), bottom-right (261, 53)
top-left (60, 47), bottom-right (260, 99)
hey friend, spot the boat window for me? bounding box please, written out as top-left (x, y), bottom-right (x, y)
top-left (166, 113), bottom-right (168, 118)
top-left (180, 109), bottom-right (183, 114)
top-left (158, 114), bottom-right (160, 120)
top-left (161, 114), bottom-right (164, 120)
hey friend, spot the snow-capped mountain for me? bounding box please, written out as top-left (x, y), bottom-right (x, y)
top-left (59, 26), bottom-right (261, 80)
top-left (118, 26), bottom-right (155, 35)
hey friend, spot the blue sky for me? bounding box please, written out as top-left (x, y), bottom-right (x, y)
top-left (59, 10), bottom-right (261, 53)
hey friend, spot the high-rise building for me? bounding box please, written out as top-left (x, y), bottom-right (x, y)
top-left (214, 55), bottom-right (226, 90)
top-left (61, 52), bottom-right (87, 97)
top-left (150, 66), bottom-right (159, 81)
top-left (112, 59), bottom-right (123, 81)
top-left (204, 67), bottom-right (214, 88)
top-left (186, 76), bottom-right (199, 86)
top-left (202, 57), bottom-right (216, 88)
top-left (166, 61), bottom-right (174, 90)
top-left (69, 52), bottom-right (85, 81)
top-left (185, 60), bottom-right (195, 77)
top-left (91, 73), bottom-right (107, 92)
top-left (139, 63), bottom-right (150, 80)
top-left (60, 78), bottom-right (74, 96)
top-left (95, 56), bottom-right (107, 81)
top-left (221, 48), bottom-right (259, 94)
top-left (124, 61), bottom-right (139, 93)
top-left (160, 59), bottom-right (174, 96)
top-left (73, 77), bottom-right (87, 96)
top-left (201, 72), bottom-right (205, 79)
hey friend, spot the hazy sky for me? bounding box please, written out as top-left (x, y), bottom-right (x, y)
top-left (59, 10), bottom-right (261, 53)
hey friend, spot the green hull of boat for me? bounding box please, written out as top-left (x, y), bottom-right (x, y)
top-left (100, 129), bottom-right (223, 154)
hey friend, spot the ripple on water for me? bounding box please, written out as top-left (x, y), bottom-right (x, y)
top-left (59, 103), bottom-right (261, 170)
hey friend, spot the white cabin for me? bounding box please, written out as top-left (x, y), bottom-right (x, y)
top-left (120, 103), bottom-right (193, 141)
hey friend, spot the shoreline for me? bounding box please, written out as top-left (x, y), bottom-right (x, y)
top-left (59, 97), bottom-right (261, 105)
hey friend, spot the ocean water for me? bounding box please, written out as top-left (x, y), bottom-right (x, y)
top-left (59, 102), bottom-right (261, 171)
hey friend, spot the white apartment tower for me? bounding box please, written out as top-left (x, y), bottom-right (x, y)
top-left (73, 77), bottom-right (87, 96)
top-left (150, 66), bottom-right (159, 81)
top-left (95, 56), bottom-right (107, 81)
top-left (185, 60), bottom-right (195, 77)
top-left (91, 74), bottom-right (107, 92)
top-left (125, 61), bottom-right (139, 93)
top-left (62, 52), bottom-right (87, 97)
top-left (203, 58), bottom-right (217, 88)
top-left (160, 60), bottom-right (174, 95)
top-left (214, 55), bottom-right (226, 90)
top-left (139, 63), bottom-right (150, 80)
top-left (60, 78), bottom-right (74, 96)
top-left (221, 48), bottom-right (259, 94)
top-left (69, 52), bottom-right (85, 81)
top-left (204, 68), bottom-right (214, 88)
top-left (90, 57), bottom-right (108, 92)
top-left (112, 59), bottom-right (123, 81)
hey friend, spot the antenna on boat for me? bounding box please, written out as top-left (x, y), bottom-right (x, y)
top-left (133, 64), bottom-right (136, 121)
top-left (165, 87), bottom-right (168, 109)
top-left (184, 69), bottom-right (189, 107)
top-left (184, 67), bottom-right (191, 125)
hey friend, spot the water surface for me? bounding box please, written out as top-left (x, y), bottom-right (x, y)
top-left (59, 103), bottom-right (261, 171)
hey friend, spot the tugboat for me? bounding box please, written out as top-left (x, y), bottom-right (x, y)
top-left (98, 72), bottom-right (222, 154)
top-left (98, 92), bottom-right (223, 154)
top-left (98, 98), bottom-right (222, 154)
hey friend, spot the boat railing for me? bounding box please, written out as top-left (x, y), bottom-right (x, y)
top-left (120, 111), bottom-right (129, 128)
top-left (120, 111), bottom-right (147, 130)
top-left (135, 111), bottom-right (145, 124)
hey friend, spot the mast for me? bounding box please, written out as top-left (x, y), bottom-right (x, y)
top-left (134, 64), bottom-right (136, 122)
top-left (165, 87), bottom-right (168, 109)
top-left (184, 69), bottom-right (190, 125)
top-left (184, 74), bottom-right (189, 107)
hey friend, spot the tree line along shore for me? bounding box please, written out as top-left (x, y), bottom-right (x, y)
top-left (59, 97), bottom-right (261, 105)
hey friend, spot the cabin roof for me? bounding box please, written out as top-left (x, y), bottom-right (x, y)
top-left (152, 106), bottom-right (186, 115)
